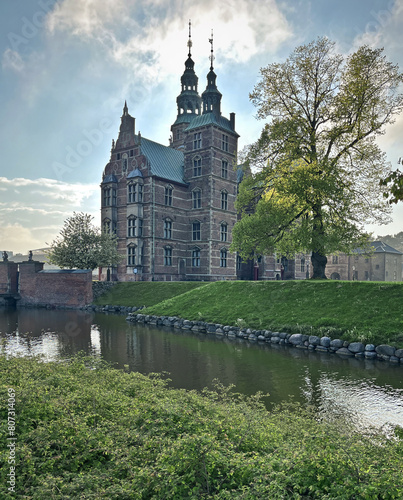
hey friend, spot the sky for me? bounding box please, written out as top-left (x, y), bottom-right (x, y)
top-left (0, 0), bottom-right (403, 253)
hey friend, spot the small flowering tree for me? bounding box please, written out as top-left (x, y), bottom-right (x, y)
top-left (47, 212), bottom-right (122, 270)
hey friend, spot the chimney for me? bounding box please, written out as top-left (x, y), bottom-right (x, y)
top-left (230, 112), bottom-right (235, 130)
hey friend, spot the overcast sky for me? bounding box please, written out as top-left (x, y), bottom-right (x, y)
top-left (1, 0), bottom-right (403, 253)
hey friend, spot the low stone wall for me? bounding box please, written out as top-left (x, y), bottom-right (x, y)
top-left (125, 313), bottom-right (403, 365)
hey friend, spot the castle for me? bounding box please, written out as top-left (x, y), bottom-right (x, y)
top-left (100, 25), bottom-right (239, 282)
top-left (96, 25), bottom-right (403, 284)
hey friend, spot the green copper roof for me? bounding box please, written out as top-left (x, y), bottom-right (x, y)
top-left (172, 113), bottom-right (197, 126)
top-left (140, 136), bottom-right (185, 184)
top-left (185, 113), bottom-right (239, 136)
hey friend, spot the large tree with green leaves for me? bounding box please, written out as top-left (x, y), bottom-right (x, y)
top-left (231, 37), bottom-right (403, 278)
top-left (47, 212), bottom-right (122, 270)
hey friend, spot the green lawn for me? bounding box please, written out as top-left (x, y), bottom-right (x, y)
top-left (93, 281), bottom-right (208, 307)
top-left (1, 355), bottom-right (401, 499)
top-left (141, 280), bottom-right (403, 347)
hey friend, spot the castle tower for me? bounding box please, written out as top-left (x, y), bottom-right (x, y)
top-left (201, 31), bottom-right (222, 118)
top-left (170, 21), bottom-right (202, 150)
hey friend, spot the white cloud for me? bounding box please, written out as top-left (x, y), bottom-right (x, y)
top-left (0, 223), bottom-right (49, 253)
top-left (0, 177), bottom-right (99, 252)
top-left (46, 0), bottom-right (292, 87)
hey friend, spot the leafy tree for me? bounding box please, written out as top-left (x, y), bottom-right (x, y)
top-left (231, 38), bottom-right (403, 278)
top-left (47, 212), bottom-right (122, 270)
top-left (380, 168), bottom-right (403, 204)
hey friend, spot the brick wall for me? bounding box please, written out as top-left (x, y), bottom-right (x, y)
top-left (18, 263), bottom-right (93, 307)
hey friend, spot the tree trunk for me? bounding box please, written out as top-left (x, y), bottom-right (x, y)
top-left (311, 204), bottom-right (327, 279)
top-left (311, 251), bottom-right (327, 279)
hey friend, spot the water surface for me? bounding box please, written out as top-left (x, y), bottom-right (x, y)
top-left (1, 308), bottom-right (402, 432)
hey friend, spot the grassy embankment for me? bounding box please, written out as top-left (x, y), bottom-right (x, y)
top-left (1, 355), bottom-right (402, 499)
top-left (95, 280), bottom-right (403, 347)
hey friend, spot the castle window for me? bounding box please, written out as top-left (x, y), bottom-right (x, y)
top-left (193, 157), bottom-right (201, 177)
top-left (222, 134), bottom-right (229, 152)
top-left (221, 160), bottom-right (228, 179)
top-left (112, 188), bottom-right (117, 206)
top-left (128, 183), bottom-right (136, 203)
top-left (128, 217), bottom-right (136, 237)
top-left (164, 247), bottom-right (172, 266)
top-left (103, 187), bottom-right (111, 206)
top-left (193, 132), bottom-right (201, 149)
top-left (192, 221), bottom-right (201, 241)
top-left (122, 154), bottom-right (128, 171)
top-left (103, 218), bottom-right (111, 234)
top-left (192, 248), bottom-right (200, 267)
top-left (137, 219), bottom-right (143, 237)
top-left (221, 191), bottom-right (228, 210)
top-left (117, 153), bottom-right (121, 160)
top-left (164, 220), bottom-right (172, 239)
top-left (300, 258), bottom-right (305, 273)
top-left (138, 184), bottom-right (143, 202)
top-left (220, 223), bottom-right (227, 242)
top-left (165, 185), bottom-right (173, 206)
top-left (237, 255), bottom-right (242, 271)
top-left (332, 255), bottom-right (338, 264)
top-left (129, 149), bottom-right (134, 157)
top-left (220, 249), bottom-right (227, 268)
top-left (127, 245), bottom-right (136, 266)
top-left (192, 189), bottom-right (202, 209)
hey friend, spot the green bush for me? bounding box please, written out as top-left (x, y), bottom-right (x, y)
top-left (1, 355), bottom-right (402, 499)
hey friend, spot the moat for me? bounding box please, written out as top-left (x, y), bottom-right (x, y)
top-left (1, 307), bottom-right (403, 432)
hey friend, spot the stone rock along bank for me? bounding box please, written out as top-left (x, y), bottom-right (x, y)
top-left (117, 311), bottom-right (403, 365)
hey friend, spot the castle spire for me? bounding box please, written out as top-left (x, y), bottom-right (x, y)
top-left (123, 100), bottom-right (128, 116)
top-left (187, 19), bottom-right (192, 58)
top-left (208, 29), bottom-right (214, 70)
top-left (202, 29), bottom-right (222, 117)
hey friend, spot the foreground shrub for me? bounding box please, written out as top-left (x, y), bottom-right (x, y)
top-left (0, 355), bottom-right (402, 499)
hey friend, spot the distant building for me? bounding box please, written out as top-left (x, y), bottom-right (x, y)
top-left (326, 241), bottom-right (403, 281)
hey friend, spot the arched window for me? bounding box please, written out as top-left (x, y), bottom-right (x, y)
top-left (103, 218), bottom-right (111, 234)
top-left (165, 185), bottom-right (173, 206)
top-left (128, 183), bottom-right (136, 203)
top-left (193, 156), bottom-right (201, 177)
top-left (164, 247), bottom-right (172, 266)
top-left (192, 189), bottom-right (201, 209)
top-left (192, 221), bottom-right (201, 241)
top-left (221, 190), bottom-right (228, 210)
top-left (221, 159), bottom-right (228, 179)
top-left (220, 222), bottom-right (228, 242)
top-left (193, 132), bottom-right (201, 149)
top-left (127, 216), bottom-right (136, 237)
top-left (164, 219), bottom-right (172, 239)
top-left (127, 244), bottom-right (136, 266)
top-left (192, 247), bottom-right (201, 267)
top-left (220, 248), bottom-right (227, 268)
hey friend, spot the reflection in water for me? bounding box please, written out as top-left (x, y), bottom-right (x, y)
top-left (1, 308), bottom-right (403, 432)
